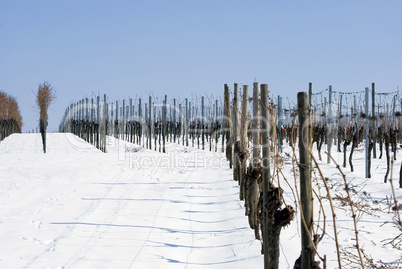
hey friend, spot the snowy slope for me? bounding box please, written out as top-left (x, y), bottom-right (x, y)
top-left (0, 133), bottom-right (262, 269)
top-left (1, 133), bottom-right (401, 268)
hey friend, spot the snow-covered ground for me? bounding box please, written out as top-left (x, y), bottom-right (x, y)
top-left (1, 133), bottom-right (401, 268)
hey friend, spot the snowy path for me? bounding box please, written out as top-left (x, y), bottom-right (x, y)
top-left (0, 134), bottom-right (262, 268)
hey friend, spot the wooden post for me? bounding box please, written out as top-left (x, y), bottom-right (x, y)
top-left (190, 101), bottom-right (194, 148)
top-left (122, 99), bottom-right (126, 141)
top-left (155, 101), bottom-right (159, 152)
top-left (372, 83), bottom-right (376, 158)
top-left (224, 84), bottom-right (232, 167)
top-left (91, 98), bottom-right (95, 143)
top-left (338, 94), bottom-right (343, 153)
top-left (130, 98), bottom-right (134, 143)
top-left (298, 91), bottom-right (314, 268)
top-left (148, 96), bottom-right (152, 150)
top-left (103, 94), bottom-right (107, 152)
top-left (260, 84), bottom-right (271, 268)
top-left (139, 98), bottom-right (142, 145)
top-left (126, 103), bottom-right (129, 141)
top-left (327, 85), bottom-right (332, 163)
top-left (252, 82), bottom-right (260, 167)
top-left (239, 85), bottom-right (249, 201)
top-left (250, 82), bottom-right (261, 239)
top-left (185, 98), bottom-right (189, 147)
top-left (233, 83), bottom-right (239, 180)
top-left (365, 87), bottom-right (370, 178)
top-left (115, 100), bottom-right (118, 139)
top-left (86, 98), bottom-right (89, 120)
top-left (85, 98), bottom-right (89, 142)
top-left (178, 103), bottom-right (182, 145)
top-left (163, 95), bottom-right (167, 153)
top-left (96, 95), bottom-right (100, 150)
top-left (110, 102), bottom-right (114, 139)
top-left (173, 98), bottom-right (177, 143)
top-left (277, 95), bottom-right (283, 153)
top-left (202, 96), bottom-right (205, 150)
top-left (215, 99), bottom-right (219, 152)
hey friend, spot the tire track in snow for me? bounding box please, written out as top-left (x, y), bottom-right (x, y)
top-left (62, 172), bottom-right (133, 268)
top-left (128, 174), bottom-right (166, 268)
top-left (184, 171), bottom-right (195, 268)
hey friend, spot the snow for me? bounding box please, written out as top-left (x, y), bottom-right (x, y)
top-left (1, 133), bottom-right (401, 268)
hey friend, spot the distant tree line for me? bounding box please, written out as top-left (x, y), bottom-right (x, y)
top-left (0, 91), bottom-right (22, 141)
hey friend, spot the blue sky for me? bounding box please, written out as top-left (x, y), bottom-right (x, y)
top-left (1, 0), bottom-right (401, 132)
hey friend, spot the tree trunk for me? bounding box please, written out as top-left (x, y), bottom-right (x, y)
top-left (40, 118), bottom-right (46, 153)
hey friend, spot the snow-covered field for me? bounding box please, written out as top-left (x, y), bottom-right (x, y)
top-left (1, 133), bottom-right (401, 268)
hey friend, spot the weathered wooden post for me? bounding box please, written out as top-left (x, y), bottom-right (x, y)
top-left (96, 95), bottom-right (100, 150)
top-left (78, 99), bottom-right (82, 138)
top-left (239, 85), bottom-right (249, 201)
top-left (129, 98), bottom-right (133, 142)
top-left (297, 91), bottom-right (314, 268)
top-left (178, 103), bottom-right (182, 145)
top-left (103, 94), bottom-right (107, 152)
top-left (392, 95), bottom-right (397, 160)
top-left (163, 95), bottom-right (167, 153)
top-left (148, 96), bottom-right (152, 150)
top-left (327, 85), bottom-right (332, 164)
top-left (338, 94), bottom-right (343, 153)
top-left (126, 102), bottom-right (129, 141)
top-left (173, 98), bottom-right (177, 143)
top-left (120, 99), bottom-right (126, 140)
top-left (190, 101), bottom-right (194, 147)
top-left (260, 84), bottom-right (271, 268)
top-left (277, 95), bottom-right (283, 153)
top-left (110, 102), bottom-right (114, 139)
top-left (252, 82), bottom-right (260, 167)
top-left (372, 82), bottom-right (377, 158)
top-left (202, 96), bottom-right (205, 150)
top-left (185, 98), bottom-right (189, 147)
top-left (214, 99), bottom-right (218, 152)
top-left (249, 82), bottom-right (260, 239)
top-left (86, 98), bottom-right (89, 141)
top-left (91, 98), bottom-right (95, 144)
top-left (224, 84), bottom-right (232, 167)
top-left (114, 100), bottom-right (118, 140)
top-left (365, 87), bottom-right (370, 178)
top-left (233, 83), bottom-right (240, 181)
top-left (144, 103), bottom-right (148, 146)
top-left (139, 98), bottom-right (142, 145)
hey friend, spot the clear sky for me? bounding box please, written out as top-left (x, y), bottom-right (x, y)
top-left (1, 0), bottom-right (401, 132)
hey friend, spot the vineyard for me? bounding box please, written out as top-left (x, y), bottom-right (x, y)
top-left (56, 82), bottom-right (402, 268)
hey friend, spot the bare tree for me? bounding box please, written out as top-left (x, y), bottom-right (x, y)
top-left (36, 82), bottom-right (56, 153)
